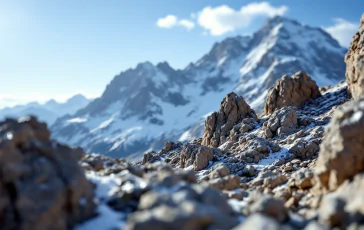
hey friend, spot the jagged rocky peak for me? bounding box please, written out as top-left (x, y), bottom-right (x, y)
top-left (201, 92), bottom-right (257, 147)
top-left (264, 71), bottom-right (321, 114)
top-left (74, 60), bottom-right (189, 118)
top-left (345, 13), bottom-right (364, 99)
top-left (197, 35), bottom-right (252, 66)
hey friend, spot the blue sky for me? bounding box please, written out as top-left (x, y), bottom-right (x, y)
top-left (0, 0), bottom-right (363, 107)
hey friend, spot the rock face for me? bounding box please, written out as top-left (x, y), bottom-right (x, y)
top-left (316, 173), bottom-right (364, 229)
top-left (264, 71), bottom-right (321, 114)
top-left (202, 92), bottom-right (257, 147)
top-left (180, 144), bottom-right (219, 171)
top-left (289, 138), bottom-right (320, 159)
top-left (263, 107), bottom-right (297, 138)
top-left (345, 14), bottom-right (364, 99)
top-left (0, 116), bottom-right (95, 230)
top-left (315, 98), bottom-right (364, 190)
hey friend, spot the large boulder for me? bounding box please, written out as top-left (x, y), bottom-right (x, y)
top-left (180, 144), bottom-right (221, 171)
top-left (264, 71), bottom-right (321, 114)
top-left (202, 92), bottom-right (257, 148)
top-left (315, 98), bottom-right (364, 191)
top-left (345, 14), bottom-right (364, 99)
top-left (0, 116), bottom-right (95, 230)
top-left (263, 107), bottom-right (297, 138)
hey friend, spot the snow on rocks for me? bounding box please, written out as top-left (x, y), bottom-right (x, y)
top-left (77, 158), bottom-right (241, 230)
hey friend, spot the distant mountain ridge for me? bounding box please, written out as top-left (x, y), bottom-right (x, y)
top-left (0, 94), bottom-right (91, 125)
top-left (51, 16), bottom-right (347, 160)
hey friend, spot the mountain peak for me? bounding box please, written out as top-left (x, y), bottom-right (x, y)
top-left (156, 61), bottom-right (172, 70)
top-left (44, 99), bottom-right (58, 106)
top-left (265, 15), bottom-right (300, 27)
top-left (136, 61), bottom-right (155, 70)
top-left (51, 16), bottom-right (347, 161)
top-left (66, 94), bottom-right (89, 104)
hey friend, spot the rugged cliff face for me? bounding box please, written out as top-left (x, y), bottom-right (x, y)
top-left (51, 16), bottom-right (347, 160)
top-left (345, 13), bottom-right (364, 99)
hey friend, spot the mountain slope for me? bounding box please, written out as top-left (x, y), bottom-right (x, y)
top-left (0, 94), bottom-right (91, 125)
top-left (51, 16), bottom-right (347, 160)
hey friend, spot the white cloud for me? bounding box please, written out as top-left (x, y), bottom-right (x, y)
top-left (197, 2), bottom-right (288, 36)
top-left (324, 18), bottom-right (358, 47)
top-left (156, 15), bottom-right (178, 29)
top-left (156, 15), bottom-right (195, 30)
top-left (179, 19), bottom-right (195, 30)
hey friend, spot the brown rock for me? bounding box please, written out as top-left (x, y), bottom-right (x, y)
top-left (263, 173), bottom-right (288, 189)
top-left (0, 116), bottom-right (95, 230)
top-left (142, 152), bottom-right (153, 165)
top-left (209, 175), bottom-right (240, 191)
top-left (289, 138), bottom-right (320, 159)
top-left (263, 107), bottom-right (297, 138)
top-left (264, 71), bottom-right (321, 114)
top-left (194, 147), bottom-right (214, 171)
top-left (315, 99), bottom-right (364, 190)
top-left (179, 144), bottom-right (216, 171)
top-left (201, 92), bottom-right (257, 147)
top-left (290, 168), bottom-right (314, 189)
top-left (209, 163), bottom-right (230, 179)
top-left (249, 195), bottom-right (289, 222)
top-left (345, 14), bottom-right (364, 99)
top-left (283, 166), bottom-right (293, 172)
top-left (252, 171), bottom-right (279, 186)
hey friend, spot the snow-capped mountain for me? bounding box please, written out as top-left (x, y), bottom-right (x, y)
top-left (0, 94), bottom-right (91, 125)
top-left (51, 16), bottom-right (347, 160)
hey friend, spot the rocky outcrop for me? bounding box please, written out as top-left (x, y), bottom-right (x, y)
top-left (289, 138), bottom-right (320, 159)
top-left (202, 92), bottom-right (257, 148)
top-left (263, 106), bottom-right (297, 138)
top-left (264, 71), bottom-right (321, 114)
top-left (345, 14), bottom-right (364, 99)
top-left (180, 144), bottom-right (222, 171)
top-left (0, 116), bottom-right (95, 230)
top-left (315, 98), bottom-right (364, 191)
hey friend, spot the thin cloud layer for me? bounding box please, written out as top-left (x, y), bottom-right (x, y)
top-left (325, 18), bottom-right (358, 47)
